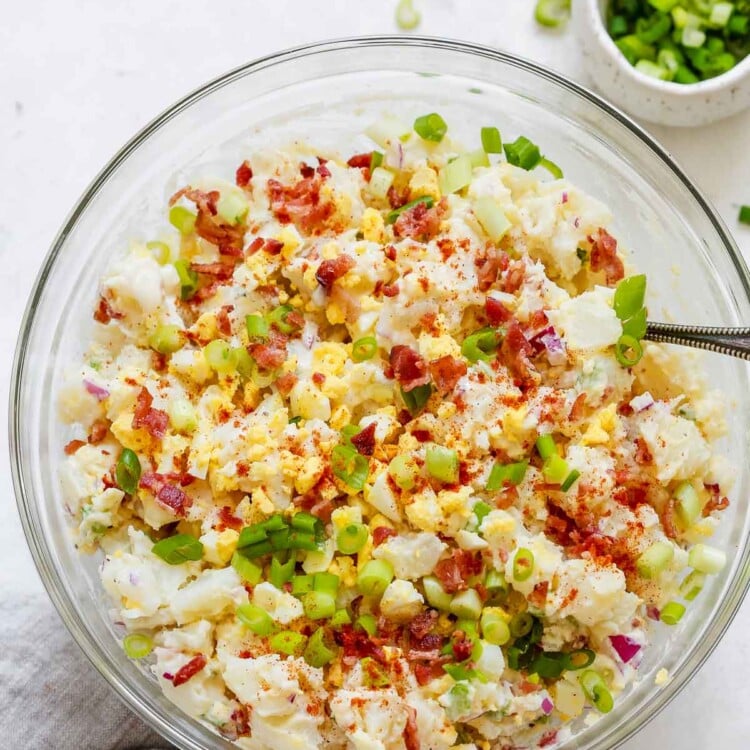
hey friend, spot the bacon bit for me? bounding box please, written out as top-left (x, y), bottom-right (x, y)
top-left (351, 422), bottom-right (377, 456)
top-left (540, 731), bottom-right (559, 748)
top-left (246, 237), bottom-right (264, 255)
top-left (518, 680), bottom-right (542, 695)
top-left (139, 472), bottom-right (162, 492)
top-left (267, 176), bottom-right (334, 234)
top-left (661, 499), bottom-right (679, 539)
top-left (171, 654), bottom-right (207, 687)
top-left (300, 163), bottom-right (315, 178)
top-left (387, 184), bottom-right (410, 209)
top-left (275, 372), bottom-right (298, 396)
top-left (569, 393), bottom-right (588, 422)
top-left (403, 706), bottom-right (420, 750)
top-left (336, 625), bottom-right (387, 665)
top-left (235, 161), bottom-right (253, 188)
top-left (434, 550), bottom-right (482, 594)
top-left (152, 351), bottom-right (168, 372)
top-left (450, 630), bottom-right (473, 662)
top-left (157, 484), bottom-right (191, 516)
top-left (216, 305), bottom-right (234, 337)
top-left (409, 610), bottom-right (438, 640)
top-left (248, 329), bottom-right (288, 370)
top-left (228, 706), bottom-right (251, 738)
top-left (317, 160), bottom-right (331, 179)
top-left (191, 262), bottom-right (235, 280)
top-left (498, 320), bottom-right (539, 388)
top-left (189, 281), bottom-right (219, 304)
top-left (390, 346), bottom-right (431, 392)
top-left (485, 296), bottom-right (512, 326)
top-left (93, 296), bottom-right (122, 324)
top-left (411, 429), bottom-right (431, 443)
top-left (382, 283), bottom-right (400, 297)
top-left (315, 254), bottom-right (356, 290)
top-left (347, 152), bottom-right (373, 170)
top-left (502, 260), bottom-right (526, 293)
top-left (436, 238), bottom-right (456, 262)
top-left (634, 437), bottom-right (653, 465)
top-left (428, 355), bottom-right (467, 396)
top-left (383, 244), bottom-right (397, 261)
top-left (475, 247), bottom-right (510, 292)
top-left (372, 527), bottom-right (397, 546)
top-left (64, 439), bottom-right (86, 455)
top-left (217, 506), bottom-right (243, 531)
top-left (414, 660), bottom-right (449, 686)
top-left (88, 419), bottom-right (109, 444)
top-left (132, 387), bottom-right (169, 439)
top-left (311, 372), bottom-right (326, 386)
top-left (590, 228), bottom-right (625, 285)
top-left (172, 187), bottom-right (246, 254)
top-left (703, 483), bottom-right (730, 516)
top-left (393, 199), bottom-right (446, 242)
top-left (528, 581), bottom-right (549, 608)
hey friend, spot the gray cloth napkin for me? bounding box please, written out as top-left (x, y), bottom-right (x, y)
top-left (1, 591), bottom-right (173, 750)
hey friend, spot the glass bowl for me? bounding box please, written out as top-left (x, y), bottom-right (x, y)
top-left (10, 36), bottom-right (750, 750)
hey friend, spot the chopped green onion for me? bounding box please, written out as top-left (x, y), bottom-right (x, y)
top-left (237, 603), bottom-right (275, 635)
top-left (146, 241), bottom-right (171, 265)
top-left (370, 151), bottom-right (384, 170)
top-left (388, 454), bottom-right (419, 490)
top-left (660, 601), bottom-right (686, 625)
top-left (536, 434), bottom-right (557, 460)
top-left (635, 12), bottom-right (672, 43)
top-left (674, 64), bottom-right (700, 83)
top-left (468, 148), bottom-right (490, 168)
top-left (614, 275), bottom-right (647, 320)
top-left (291, 574), bottom-right (314, 596)
top-left (355, 613), bottom-right (378, 636)
top-left (560, 469), bottom-right (581, 492)
top-left (366, 115), bottom-right (411, 148)
top-left (535, 0), bottom-right (571, 27)
top-left (635, 59), bottom-right (671, 79)
top-left (123, 633), bottom-right (153, 660)
top-left (386, 196), bottom-right (434, 224)
top-left (485, 569), bottom-right (508, 597)
top-left (682, 26), bottom-right (706, 47)
top-left (504, 136), bottom-right (543, 170)
top-left (369, 167), bottom-right (395, 200)
top-left (622, 308), bottom-right (648, 340)
top-left (395, 0), bottom-right (421, 30)
top-left (232, 347), bottom-right (254, 380)
top-left (579, 670), bottom-right (614, 713)
top-left (267, 304), bottom-right (301, 335)
top-left (216, 191), bottom-right (248, 225)
top-left (165, 400), bottom-right (196, 433)
top-left (709, 2), bottom-right (734, 26)
top-left (473, 501), bottom-right (492, 525)
top-left (615, 35), bottom-right (656, 65)
top-left (539, 157), bottom-right (564, 179)
top-left (231, 552), bottom-right (263, 584)
top-left (422, 575), bottom-right (453, 610)
top-left (637, 540), bottom-right (674, 579)
top-left (204, 339), bottom-right (237, 375)
top-left (148, 324), bottom-right (184, 354)
top-left (563, 648), bottom-right (596, 671)
top-left (688, 543), bottom-right (726, 574)
top-left (331, 444), bottom-right (370, 490)
top-left (331, 609), bottom-right (352, 628)
top-left (302, 590), bottom-right (336, 620)
top-left (509, 611), bottom-right (534, 638)
top-left (304, 628), bottom-right (337, 667)
top-left (728, 14), bottom-right (749, 34)
top-left (362, 656), bottom-right (391, 687)
top-left (341, 424), bottom-right (362, 447)
top-left (270, 555), bottom-right (295, 588)
top-left (739, 206), bottom-right (750, 225)
top-left (425, 444), bottom-right (459, 484)
top-left (512, 548), bottom-right (535, 582)
top-left (679, 570), bottom-right (706, 601)
top-left (151, 533), bottom-right (203, 565)
top-left (352, 336), bottom-right (378, 362)
top-left (486, 460), bottom-right (528, 491)
top-left (357, 559), bottom-right (394, 597)
top-left (462, 327), bottom-right (503, 363)
top-left (313, 572), bottom-right (340, 595)
top-left (674, 482), bottom-right (701, 527)
top-left (245, 314), bottom-right (269, 340)
top-left (173, 259), bottom-right (199, 301)
top-left (542, 455), bottom-right (569, 484)
top-left (481, 126), bottom-right (503, 154)
top-left (401, 383), bottom-right (432, 415)
top-left (269, 630), bottom-right (307, 656)
top-left (480, 610), bottom-right (511, 645)
top-left (413, 112), bottom-right (448, 143)
top-left (291, 512), bottom-right (323, 536)
top-left (648, 0), bottom-right (679, 12)
top-left (472, 197), bottom-right (511, 243)
top-left (116, 448), bottom-right (141, 495)
top-left (449, 588), bottom-right (483, 620)
top-left (614, 334), bottom-right (643, 367)
top-left (440, 154), bottom-right (473, 194)
top-left (336, 523), bottom-right (370, 554)
top-left (169, 205), bottom-right (196, 235)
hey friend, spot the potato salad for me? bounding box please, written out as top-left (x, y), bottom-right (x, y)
top-left (59, 112), bottom-right (732, 749)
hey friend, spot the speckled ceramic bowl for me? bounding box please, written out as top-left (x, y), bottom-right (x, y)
top-left (573, 0), bottom-right (750, 126)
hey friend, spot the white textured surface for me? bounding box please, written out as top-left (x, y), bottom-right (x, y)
top-left (1, 1), bottom-right (749, 747)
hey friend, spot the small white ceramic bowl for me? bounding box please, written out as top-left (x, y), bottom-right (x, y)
top-left (573, 0), bottom-right (750, 126)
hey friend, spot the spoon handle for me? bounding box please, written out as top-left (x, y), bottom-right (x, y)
top-left (645, 322), bottom-right (750, 361)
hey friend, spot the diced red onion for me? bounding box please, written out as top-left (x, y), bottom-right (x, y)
top-left (574, 216), bottom-right (581, 228)
top-left (630, 392), bottom-right (655, 412)
top-left (609, 635), bottom-right (641, 664)
top-left (541, 697), bottom-right (554, 715)
top-left (84, 379), bottom-right (109, 401)
top-left (534, 327), bottom-right (567, 366)
top-left (647, 606), bottom-right (660, 621)
top-left (561, 191), bottom-right (568, 204)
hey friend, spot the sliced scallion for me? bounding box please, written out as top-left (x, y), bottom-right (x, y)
top-left (688, 543), bottom-right (726, 574)
top-left (660, 601), bottom-right (686, 625)
top-left (426, 444), bottom-right (459, 484)
top-left (413, 112), bottom-right (448, 143)
top-left (151, 533), bottom-right (203, 565)
top-left (637, 540), bottom-right (674, 579)
top-left (512, 547), bottom-right (535, 582)
top-left (123, 633), bottom-right (153, 660)
top-left (331, 444), bottom-right (370, 490)
top-left (237, 603), bottom-right (275, 635)
top-left (481, 126), bottom-right (503, 154)
top-left (352, 336), bottom-right (378, 362)
top-left (357, 559), bottom-right (394, 597)
top-left (116, 448), bottom-right (141, 495)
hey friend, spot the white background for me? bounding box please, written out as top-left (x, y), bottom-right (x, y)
top-left (1, 0), bottom-right (749, 747)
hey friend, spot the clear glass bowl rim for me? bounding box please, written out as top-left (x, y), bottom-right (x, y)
top-left (9, 34), bottom-right (750, 750)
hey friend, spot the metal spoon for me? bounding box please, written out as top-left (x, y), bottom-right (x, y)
top-left (645, 322), bottom-right (750, 361)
